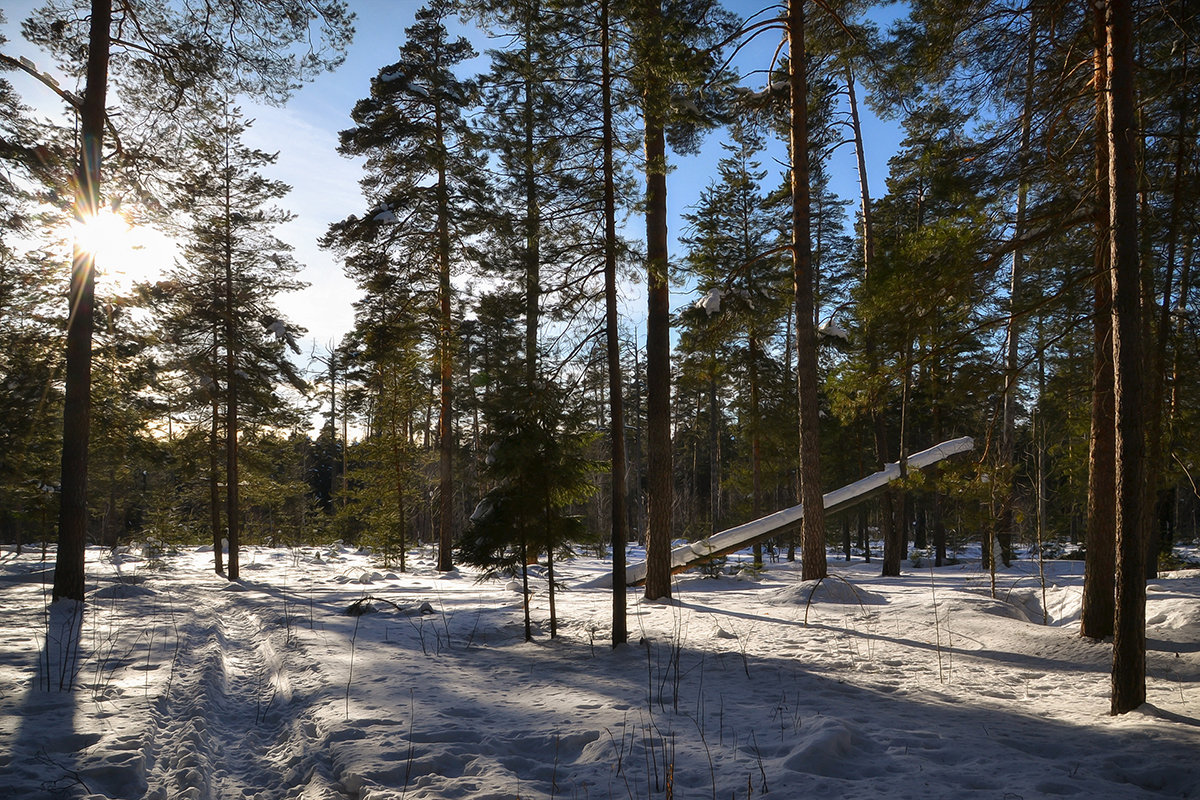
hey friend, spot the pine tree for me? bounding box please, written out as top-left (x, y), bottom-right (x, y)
top-left (625, 0), bottom-right (737, 600)
top-left (153, 104), bottom-right (307, 579)
top-left (853, 100), bottom-right (1000, 577)
top-left (0, 35), bottom-right (68, 550)
top-left (344, 313), bottom-right (432, 571)
top-left (1106, 0), bottom-right (1146, 716)
top-left (325, 0), bottom-right (486, 573)
top-left (678, 118), bottom-right (790, 560)
top-left (21, 0), bottom-right (352, 603)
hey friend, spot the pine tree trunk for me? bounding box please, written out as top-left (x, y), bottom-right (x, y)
top-left (523, 42), bottom-right (539, 391)
top-left (224, 161), bottom-right (241, 582)
top-left (708, 373), bottom-right (719, 535)
top-left (750, 334), bottom-right (763, 568)
top-left (435, 101), bottom-right (455, 573)
top-left (602, 0), bottom-right (629, 645)
top-left (547, 542), bottom-right (557, 639)
top-left (1106, 0), bottom-right (1147, 715)
top-left (998, 16), bottom-right (1039, 570)
top-left (848, 64), bottom-right (893, 577)
top-left (1144, 76), bottom-right (1190, 578)
top-left (1081, 0), bottom-right (1116, 641)
top-left (642, 0), bottom-right (674, 601)
top-left (54, 0), bottom-right (112, 604)
top-left (789, 0), bottom-right (826, 582)
top-left (210, 395), bottom-right (224, 574)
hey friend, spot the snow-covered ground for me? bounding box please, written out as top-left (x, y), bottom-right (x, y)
top-left (1, 541), bottom-right (1197, 799)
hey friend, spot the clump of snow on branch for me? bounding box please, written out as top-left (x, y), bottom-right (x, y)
top-left (696, 287), bottom-right (723, 316)
top-left (819, 318), bottom-right (850, 340)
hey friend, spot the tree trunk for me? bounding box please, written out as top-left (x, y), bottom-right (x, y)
top-left (789, 0), bottom-right (826, 582)
top-left (54, 0), bottom-right (112, 603)
top-left (1106, 0), bottom-right (1147, 715)
top-left (224, 151), bottom-right (241, 582)
top-left (1081, 0), bottom-right (1116, 641)
top-left (1144, 58), bottom-right (1190, 578)
top-left (602, 0), bottom-right (628, 646)
top-left (642, 0), bottom-right (674, 601)
top-left (998, 15), bottom-right (1039, 570)
top-left (435, 100), bottom-right (455, 573)
top-left (750, 333), bottom-right (763, 568)
top-left (848, 64), bottom-right (893, 577)
top-left (708, 372), bottom-right (719, 535)
top-left (210, 394), bottom-right (224, 574)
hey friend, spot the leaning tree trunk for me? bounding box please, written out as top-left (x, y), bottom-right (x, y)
top-left (1106, 0), bottom-right (1147, 715)
top-left (789, 0), bottom-right (826, 582)
top-left (54, 0), bottom-right (112, 603)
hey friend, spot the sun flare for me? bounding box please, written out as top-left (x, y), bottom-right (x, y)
top-left (72, 208), bottom-right (177, 292)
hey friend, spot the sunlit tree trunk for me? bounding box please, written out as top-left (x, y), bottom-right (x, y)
top-left (642, 0), bottom-right (674, 601)
top-left (789, 0), bottom-right (826, 581)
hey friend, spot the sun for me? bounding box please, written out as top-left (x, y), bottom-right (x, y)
top-left (73, 208), bottom-right (177, 292)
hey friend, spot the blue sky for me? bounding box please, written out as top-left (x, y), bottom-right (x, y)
top-left (2, 0), bottom-right (903, 355)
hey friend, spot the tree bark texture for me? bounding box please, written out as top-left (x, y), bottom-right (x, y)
top-left (1106, 0), bottom-right (1147, 715)
top-left (602, 0), bottom-right (628, 645)
top-left (642, 0), bottom-right (674, 601)
top-left (1081, 0), bottom-right (1116, 640)
top-left (789, 0), bottom-right (827, 582)
top-left (435, 100), bottom-right (456, 573)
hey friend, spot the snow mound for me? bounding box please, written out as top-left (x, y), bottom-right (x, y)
top-left (1147, 598), bottom-right (1200, 631)
top-left (771, 577), bottom-right (887, 607)
top-left (92, 582), bottom-right (156, 599)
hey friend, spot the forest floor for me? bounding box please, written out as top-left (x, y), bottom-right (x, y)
top-left (1, 540), bottom-right (1198, 799)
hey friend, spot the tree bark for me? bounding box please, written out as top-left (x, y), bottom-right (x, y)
top-left (642, 0), bottom-right (674, 601)
top-left (789, 0), bottom-right (826, 582)
top-left (998, 14), bottom-right (1039, 569)
top-left (602, 0), bottom-right (628, 645)
top-left (1081, 0), bottom-right (1116, 641)
top-left (435, 97), bottom-right (455, 573)
top-left (210, 392), bottom-right (224, 574)
top-left (54, 0), bottom-right (112, 603)
top-left (223, 139), bottom-right (241, 582)
top-left (847, 65), bottom-right (894, 576)
top-left (1106, 0), bottom-right (1147, 715)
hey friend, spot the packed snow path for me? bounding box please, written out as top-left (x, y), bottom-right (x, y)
top-left (622, 436), bottom-right (975, 585)
top-left (142, 588), bottom-right (338, 800)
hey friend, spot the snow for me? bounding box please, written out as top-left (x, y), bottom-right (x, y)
top-left (696, 287), bottom-right (723, 316)
top-left (1, 542), bottom-right (1198, 799)
top-left (818, 318), bottom-right (850, 340)
top-left (377, 71), bottom-right (430, 98)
